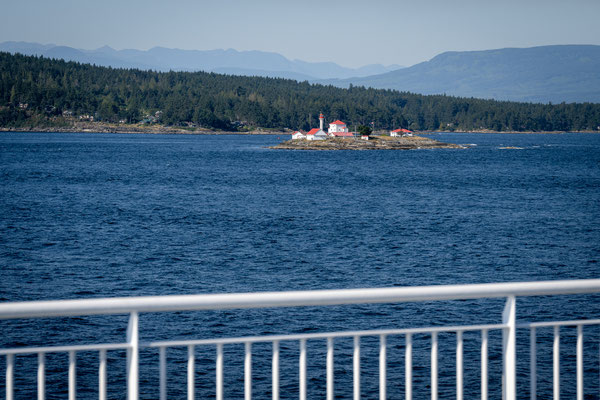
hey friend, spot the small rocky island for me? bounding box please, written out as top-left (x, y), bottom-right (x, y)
top-left (271, 135), bottom-right (463, 150)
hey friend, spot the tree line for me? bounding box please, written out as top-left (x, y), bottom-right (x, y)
top-left (1, 51), bottom-right (599, 132)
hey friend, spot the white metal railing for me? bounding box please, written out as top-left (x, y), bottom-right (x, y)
top-left (1, 279), bottom-right (599, 400)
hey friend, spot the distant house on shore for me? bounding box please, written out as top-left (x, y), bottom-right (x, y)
top-left (292, 131), bottom-right (306, 140)
top-left (306, 128), bottom-right (327, 141)
top-left (328, 119), bottom-right (354, 137)
top-left (391, 128), bottom-right (413, 137)
top-left (328, 120), bottom-right (348, 134)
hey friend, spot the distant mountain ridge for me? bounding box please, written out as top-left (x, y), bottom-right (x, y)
top-left (0, 41), bottom-right (402, 80)
top-left (318, 45), bottom-right (600, 104)
top-left (4, 42), bottom-right (598, 104)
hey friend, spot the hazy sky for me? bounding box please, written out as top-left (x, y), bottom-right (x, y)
top-left (2, 0), bottom-right (600, 68)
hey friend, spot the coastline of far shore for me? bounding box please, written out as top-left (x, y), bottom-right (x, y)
top-left (0, 122), bottom-right (285, 135)
top-left (0, 122), bottom-right (598, 136)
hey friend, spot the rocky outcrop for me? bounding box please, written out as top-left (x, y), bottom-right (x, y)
top-left (270, 135), bottom-right (463, 150)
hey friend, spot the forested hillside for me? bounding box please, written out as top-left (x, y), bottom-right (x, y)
top-left (1, 52), bottom-right (599, 132)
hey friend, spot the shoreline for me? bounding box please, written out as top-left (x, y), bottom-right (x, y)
top-left (0, 122), bottom-right (286, 135)
top-left (0, 123), bottom-right (598, 136)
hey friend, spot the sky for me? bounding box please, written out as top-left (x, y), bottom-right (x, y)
top-left (2, 0), bottom-right (600, 68)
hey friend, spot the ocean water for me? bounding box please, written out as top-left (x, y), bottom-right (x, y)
top-left (0, 132), bottom-right (599, 399)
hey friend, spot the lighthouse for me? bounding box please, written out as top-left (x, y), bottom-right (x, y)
top-left (319, 113), bottom-right (324, 131)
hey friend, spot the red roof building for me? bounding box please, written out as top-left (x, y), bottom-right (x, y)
top-left (328, 120), bottom-right (349, 135)
top-left (291, 130), bottom-right (306, 140)
top-left (391, 128), bottom-right (413, 137)
top-left (306, 128), bottom-right (327, 141)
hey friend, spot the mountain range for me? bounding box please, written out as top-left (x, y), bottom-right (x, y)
top-left (2, 42), bottom-right (599, 104)
top-left (320, 45), bottom-right (600, 104)
top-left (0, 41), bottom-right (401, 80)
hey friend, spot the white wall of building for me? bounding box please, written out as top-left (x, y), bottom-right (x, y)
top-left (307, 130), bottom-right (327, 140)
top-left (328, 123), bottom-right (348, 134)
top-left (292, 131), bottom-right (306, 140)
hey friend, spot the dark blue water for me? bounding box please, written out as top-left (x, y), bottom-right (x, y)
top-left (1, 132), bottom-right (599, 399)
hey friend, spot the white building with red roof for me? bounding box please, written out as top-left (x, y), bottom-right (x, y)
top-left (390, 128), bottom-right (413, 137)
top-left (306, 128), bottom-right (327, 141)
top-left (328, 120), bottom-right (349, 135)
top-left (291, 130), bottom-right (306, 140)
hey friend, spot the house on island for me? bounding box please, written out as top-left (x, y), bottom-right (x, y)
top-left (292, 131), bottom-right (306, 140)
top-left (327, 120), bottom-right (349, 136)
top-left (306, 128), bottom-right (328, 141)
top-left (390, 128), bottom-right (413, 137)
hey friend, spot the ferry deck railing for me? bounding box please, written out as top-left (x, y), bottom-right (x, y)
top-left (1, 279), bottom-right (599, 400)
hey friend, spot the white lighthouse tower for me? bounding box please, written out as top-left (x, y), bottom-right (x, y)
top-left (306, 113), bottom-right (328, 140)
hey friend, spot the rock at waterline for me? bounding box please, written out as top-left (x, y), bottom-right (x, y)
top-left (270, 135), bottom-right (463, 150)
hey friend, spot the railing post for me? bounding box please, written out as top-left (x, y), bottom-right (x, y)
top-left (503, 296), bottom-right (516, 400)
top-left (327, 337), bottom-right (334, 400)
top-left (379, 335), bottom-right (386, 400)
top-left (577, 325), bottom-right (583, 400)
top-left (217, 344), bottom-right (223, 400)
top-left (127, 311), bottom-right (139, 400)
top-left (299, 339), bottom-right (306, 400)
top-left (38, 352), bottom-right (45, 400)
top-left (482, 329), bottom-right (488, 400)
top-left (457, 331), bottom-right (463, 400)
top-left (6, 354), bottom-right (14, 400)
top-left (530, 328), bottom-right (536, 400)
top-left (188, 345), bottom-right (195, 400)
top-left (272, 341), bottom-right (279, 400)
top-left (160, 347), bottom-right (167, 400)
top-left (245, 342), bottom-right (252, 400)
top-left (354, 336), bottom-right (361, 400)
top-left (406, 333), bottom-right (412, 400)
top-left (431, 332), bottom-right (438, 400)
top-left (69, 350), bottom-right (76, 400)
top-left (553, 326), bottom-right (560, 400)
top-left (99, 349), bottom-right (107, 400)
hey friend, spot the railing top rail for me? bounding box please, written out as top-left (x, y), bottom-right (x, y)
top-left (0, 342), bottom-right (129, 356)
top-left (518, 318), bottom-right (600, 328)
top-left (1, 279), bottom-right (599, 320)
